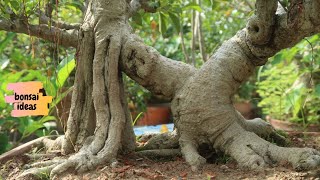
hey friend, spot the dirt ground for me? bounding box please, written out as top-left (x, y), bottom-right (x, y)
top-left (1, 133), bottom-right (320, 180)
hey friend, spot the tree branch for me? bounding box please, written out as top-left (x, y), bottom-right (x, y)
top-left (244, 0), bottom-right (320, 65)
top-left (0, 18), bottom-right (78, 48)
top-left (246, 0), bottom-right (278, 45)
top-left (128, 0), bottom-right (158, 17)
top-left (121, 35), bottom-right (196, 99)
top-left (39, 11), bottom-right (81, 30)
top-left (244, 0), bottom-right (254, 10)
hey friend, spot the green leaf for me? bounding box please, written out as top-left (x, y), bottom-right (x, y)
top-left (64, 1), bottom-right (83, 10)
top-left (159, 12), bottom-right (167, 37)
top-left (0, 133), bottom-right (9, 154)
top-left (0, 32), bottom-right (15, 53)
top-left (9, 0), bottom-right (20, 13)
top-left (271, 53), bottom-right (282, 65)
top-left (210, 0), bottom-right (218, 10)
top-left (0, 59), bottom-right (10, 70)
top-left (22, 121), bottom-right (44, 139)
top-left (132, 12), bottom-right (143, 26)
top-left (183, 2), bottom-right (202, 12)
top-left (39, 116), bottom-right (57, 124)
top-left (50, 86), bottom-right (73, 108)
top-left (315, 84), bottom-right (320, 97)
top-left (56, 56), bottom-right (75, 88)
top-left (285, 84), bottom-right (305, 117)
top-left (168, 12), bottom-right (180, 33)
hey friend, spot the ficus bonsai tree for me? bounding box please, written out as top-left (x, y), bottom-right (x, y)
top-left (0, 0), bottom-right (319, 179)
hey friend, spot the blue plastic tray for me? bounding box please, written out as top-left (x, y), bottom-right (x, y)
top-left (133, 123), bottom-right (174, 136)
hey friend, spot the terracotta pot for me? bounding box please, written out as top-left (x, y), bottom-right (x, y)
top-left (136, 105), bottom-right (170, 126)
top-left (234, 102), bottom-right (254, 119)
top-left (267, 116), bottom-right (320, 132)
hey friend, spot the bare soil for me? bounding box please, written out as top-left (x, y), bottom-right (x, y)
top-left (1, 133), bottom-right (319, 180)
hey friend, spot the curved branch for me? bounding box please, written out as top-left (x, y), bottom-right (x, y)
top-left (244, 0), bottom-right (320, 65)
top-left (121, 35), bottom-right (196, 100)
top-left (39, 11), bottom-right (81, 30)
top-left (0, 18), bottom-right (78, 48)
top-left (246, 0), bottom-right (278, 45)
top-left (128, 0), bottom-right (157, 16)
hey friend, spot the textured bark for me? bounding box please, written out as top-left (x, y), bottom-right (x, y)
top-left (61, 5), bottom-right (96, 154)
top-left (49, 0), bottom-right (137, 178)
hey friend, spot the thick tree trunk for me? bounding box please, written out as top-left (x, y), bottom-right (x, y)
top-left (49, 0), bottom-right (137, 177)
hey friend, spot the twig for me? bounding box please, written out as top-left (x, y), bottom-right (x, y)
top-left (244, 0), bottom-right (254, 10)
top-left (180, 24), bottom-right (190, 63)
top-left (39, 11), bottom-right (81, 30)
top-left (191, 4), bottom-right (196, 66)
top-left (196, 0), bottom-right (207, 62)
top-left (0, 17), bottom-right (78, 48)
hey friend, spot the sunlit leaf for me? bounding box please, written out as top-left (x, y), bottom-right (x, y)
top-left (168, 12), bottom-right (180, 33)
top-left (159, 12), bottom-right (167, 37)
top-left (56, 55), bottom-right (75, 88)
top-left (315, 84), bottom-right (320, 97)
top-left (183, 2), bottom-right (202, 12)
top-left (39, 116), bottom-right (57, 123)
top-left (0, 32), bottom-right (15, 53)
top-left (22, 121), bottom-right (44, 139)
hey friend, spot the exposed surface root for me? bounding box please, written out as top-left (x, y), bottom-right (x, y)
top-left (25, 153), bottom-right (59, 161)
top-left (214, 122), bottom-right (320, 171)
top-left (179, 135), bottom-right (207, 171)
top-left (17, 164), bottom-right (57, 179)
top-left (24, 159), bottom-right (66, 169)
top-left (0, 136), bottom-right (62, 164)
top-left (136, 149), bottom-right (181, 158)
top-left (236, 112), bottom-right (288, 146)
top-left (137, 130), bottom-right (179, 151)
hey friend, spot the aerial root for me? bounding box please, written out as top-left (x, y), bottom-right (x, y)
top-left (21, 30), bottom-right (130, 180)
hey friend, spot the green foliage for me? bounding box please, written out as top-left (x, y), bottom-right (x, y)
top-left (257, 35), bottom-right (320, 124)
top-left (0, 55), bottom-right (75, 141)
top-left (127, 0), bottom-right (254, 112)
top-left (55, 55), bottom-right (75, 88)
top-left (0, 133), bottom-right (9, 154)
top-left (125, 76), bottom-right (151, 113)
top-left (0, 31), bottom-right (76, 153)
top-left (130, 0), bottom-right (252, 65)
